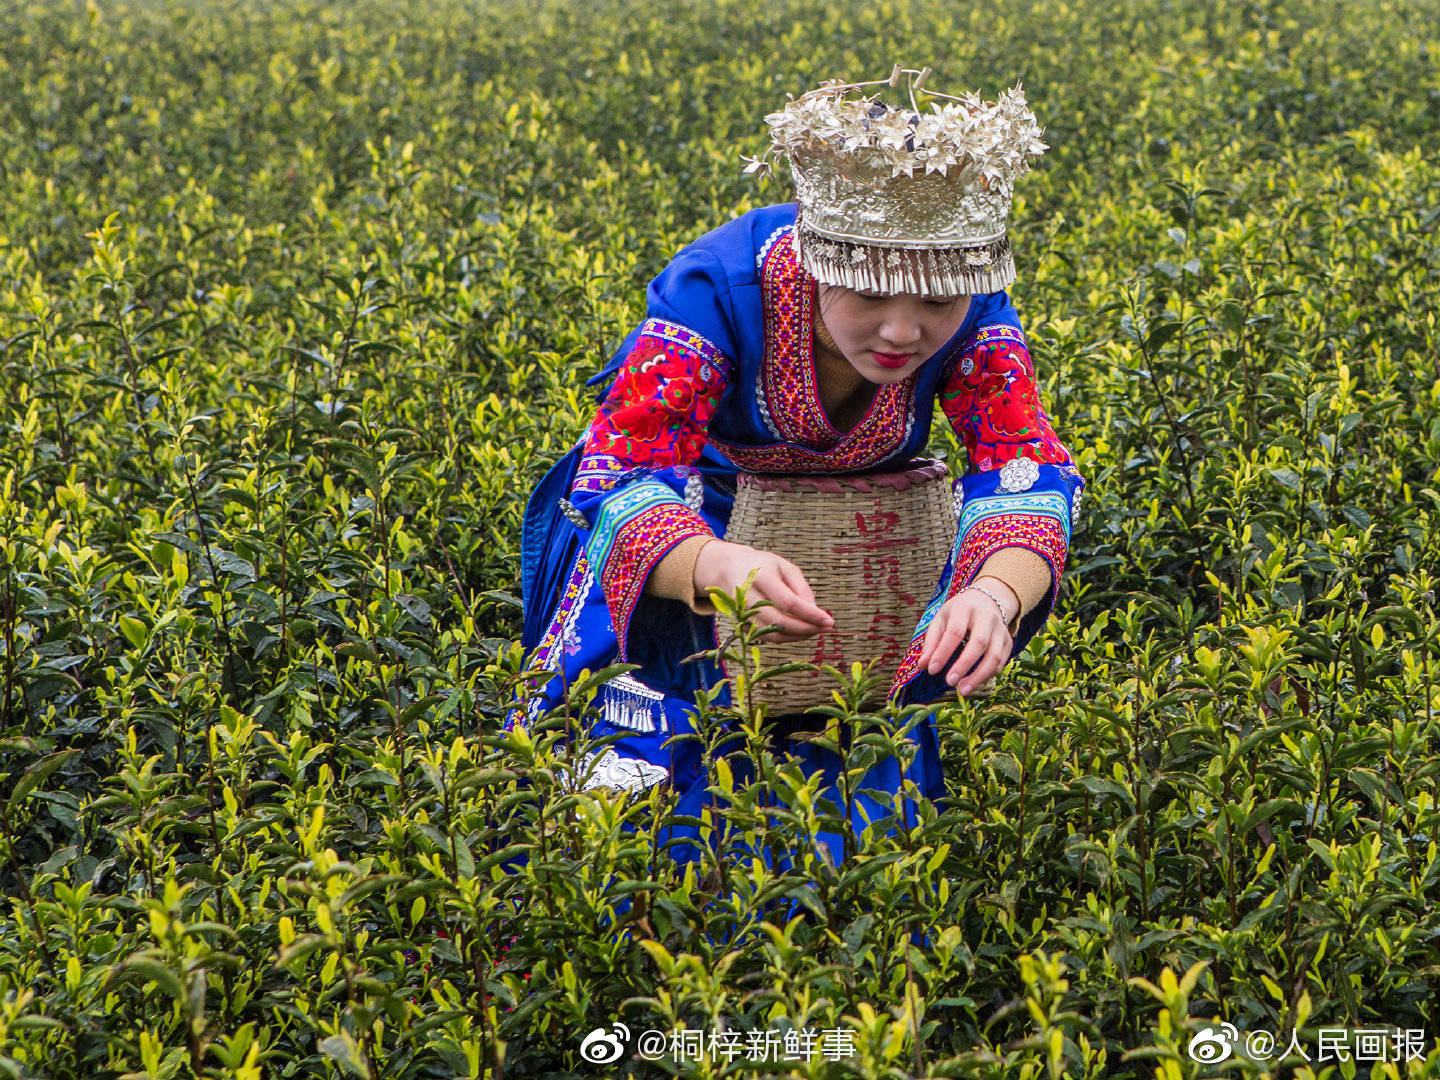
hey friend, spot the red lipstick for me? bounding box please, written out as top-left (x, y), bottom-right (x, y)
top-left (871, 351), bottom-right (915, 370)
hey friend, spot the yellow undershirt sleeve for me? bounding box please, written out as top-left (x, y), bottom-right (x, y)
top-left (643, 534), bottom-right (719, 614)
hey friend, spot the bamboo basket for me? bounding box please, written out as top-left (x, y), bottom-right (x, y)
top-left (716, 460), bottom-right (956, 713)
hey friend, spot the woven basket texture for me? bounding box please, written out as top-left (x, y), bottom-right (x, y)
top-left (717, 460), bottom-right (956, 712)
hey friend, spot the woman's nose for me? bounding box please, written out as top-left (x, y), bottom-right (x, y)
top-left (879, 314), bottom-right (922, 347)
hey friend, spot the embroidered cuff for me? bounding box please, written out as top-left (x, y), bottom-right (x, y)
top-left (886, 459), bottom-right (1083, 704)
top-left (948, 482), bottom-right (1072, 620)
top-left (887, 513), bottom-right (1068, 699)
top-left (947, 514), bottom-right (1069, 617)
top-left (585, 481), bottom-right (714, 660)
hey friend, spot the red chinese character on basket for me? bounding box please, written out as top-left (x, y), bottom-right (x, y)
top-left (859, 552), bottom-right (915, 606)
top-left (825, 503), bottom-right (925, 671)
top-left (847, 508), bottom-right (905, 548)
top-left (867, 615), bottom-right (907, 669)
top-left (808, 628), bottom-right (847, 667)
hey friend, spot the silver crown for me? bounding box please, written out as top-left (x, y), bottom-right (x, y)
top-left (746, 66), bottom-right (1048, 297)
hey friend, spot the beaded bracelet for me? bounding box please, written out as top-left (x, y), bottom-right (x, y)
top-left (962, 582), bottom-right (1013, 624)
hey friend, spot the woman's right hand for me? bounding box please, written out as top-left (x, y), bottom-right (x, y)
top-left (693, 540), bottom-right (834, 642)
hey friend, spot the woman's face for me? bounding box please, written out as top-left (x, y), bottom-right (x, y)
top-left (817, 285), bottom-right (972, 384)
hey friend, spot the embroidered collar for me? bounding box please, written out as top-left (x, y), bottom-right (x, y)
top-left (753, 227), bottom-right (918, 462)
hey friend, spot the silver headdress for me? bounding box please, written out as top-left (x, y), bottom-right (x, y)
top-left (744, 66), bottom-right (1048, 297)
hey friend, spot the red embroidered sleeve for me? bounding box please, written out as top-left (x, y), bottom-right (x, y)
top-left (937, 322), bottom-right (1075, 574)
top-left (890, 323), bottom-right (1084, 698)
top-left (569, 319), bottom-right (731, 655)
top-left (939, 324), bottom-right (1073, 472)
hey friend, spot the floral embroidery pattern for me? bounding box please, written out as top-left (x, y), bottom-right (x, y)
top-left (565, 322), bottom-right (728, 651)
top-left (573, 318), bottom-right (730, 494)
top-left (940, 324), bottom-right (1073, 473)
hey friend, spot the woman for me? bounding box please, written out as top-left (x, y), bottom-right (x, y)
top-left (508, 69), bottom-right (1083, 868)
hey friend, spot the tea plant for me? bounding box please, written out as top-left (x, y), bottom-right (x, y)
top-left (1, 0), bottom-right (1439, 1076)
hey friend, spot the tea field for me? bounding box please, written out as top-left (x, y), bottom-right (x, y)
top-left (2, 0), bottom-right (1440, 1076)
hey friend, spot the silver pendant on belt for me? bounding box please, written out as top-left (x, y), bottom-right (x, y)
top-left (558, 497), bottom-right (590, 531)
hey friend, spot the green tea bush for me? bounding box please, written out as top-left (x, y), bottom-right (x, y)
top-left (1, 0), bottom-right (1439, 1076)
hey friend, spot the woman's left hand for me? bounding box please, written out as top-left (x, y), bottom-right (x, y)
top-left (917, 580), bottom-right (1016, 695)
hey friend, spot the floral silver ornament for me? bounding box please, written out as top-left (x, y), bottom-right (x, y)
top-left (997, 456), bottom-right (1040, 493)
top-left (684, 473), bottom-right (705, 513)
top-left (757, 68), bottom-right (1047, 183)
top-left (566, 747), bottom-right (669, 795)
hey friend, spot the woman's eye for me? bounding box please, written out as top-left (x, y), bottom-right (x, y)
top-left (925, 298), bottom-right (957, 308)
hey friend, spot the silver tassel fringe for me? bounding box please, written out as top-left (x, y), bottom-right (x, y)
top-left (600, 673), bottom-right (665, 733)
top-left (793, 226), bottom-right (1016, 297)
